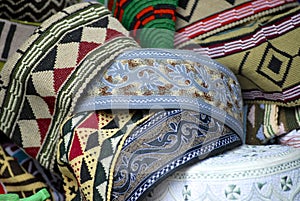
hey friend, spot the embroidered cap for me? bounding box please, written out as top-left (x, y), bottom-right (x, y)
top-left (76, 48), bottom-right (244, 139)
top-left (143, 144), bottom-right (300, 201)
top-left (61, 48), bottom-right (245, 200)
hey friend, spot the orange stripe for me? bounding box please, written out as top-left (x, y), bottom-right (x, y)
top-left (134, 20), bottom-right (141, 30)
top-left (142, 16), bottom-right (155, 25)
top-left (119, 9), bottom-right (124, 21)
top-left (137, 6), bottom-right (154, 19)
top-left (154, 9), bottom-right (174, 15)
top-left (119, 0), bottom-right (127, 7)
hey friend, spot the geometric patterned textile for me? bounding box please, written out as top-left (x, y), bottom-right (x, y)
top-left (97, 0), bottom-right (178, 48)
top-left (143, 145), bottom-right (300, 201)
top-left (57, 109), bottom-right (243, 201)
top-left (57, 110), bottom-right (153, 201)
top-left (0, 139), bottom-right (53, 199)
top-left (175, 1), bottom-right (300, 107)
top-left (0, 19), bottom-right (37, 64)
top-left (0, 133), bottom-right (64, 201)
top-left (0, 2), bottom-right (139, 171)
top-left (56, 38), bottom-right (244, 200)
top-left (0, 0), bottom-right (80, 23)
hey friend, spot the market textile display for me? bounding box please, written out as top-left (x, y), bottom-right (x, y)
top-left (0, 0), bottom-right (299, 200)
top-left (143, 144), bottom-right (300, 201)
top-left (175, 0), bottom-right (300, 144)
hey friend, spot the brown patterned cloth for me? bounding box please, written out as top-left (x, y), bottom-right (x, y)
top-left (245, 103), bottom-right (300, 145)
top-left (175, 0), bottom-right (300, 145)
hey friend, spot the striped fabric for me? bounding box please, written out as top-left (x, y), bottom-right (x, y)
top-left (279, 129), bottom-right (300, 148)
top-left (175, 0), bottom-right (300, 107)
top-left (0, 19), bottom-right (37, 64)
top-left (175, 0), bottom-right (299, 46)
top-left (0, 2), bottom-right (139, 170)
top-left (98, 0), bottom-right (178, 48)
top-left (175, 0), bottom-right (300, 145)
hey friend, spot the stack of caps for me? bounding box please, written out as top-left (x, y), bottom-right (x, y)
top-left (175, 0), bottom-right (300, 146)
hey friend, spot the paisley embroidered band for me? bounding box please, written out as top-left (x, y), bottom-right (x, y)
top-left (57, 109), bottom-right (243, 201)
top-left (75, 48), bottom-right (244, 138)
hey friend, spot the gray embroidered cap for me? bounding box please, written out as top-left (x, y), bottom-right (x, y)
top-left (75, 48), bottom-right (244, 139)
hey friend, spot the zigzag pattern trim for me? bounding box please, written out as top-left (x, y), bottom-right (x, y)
top-left (0, 0), bottom-right (79, 22)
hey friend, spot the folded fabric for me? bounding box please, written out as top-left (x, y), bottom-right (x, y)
top-left (58, 47), bottom-right (244, 200)
top-left (279, 129), bottom-right (300, 148)
top-left (0, 137), bottom-right (56, 199)
top-left (0, 0), bottom-right (80, 23)
top-left (0, 132), bottom-right (64, 200)
top-left (0, 2), bottom-right (139, 171)
top-left (175, 0), bottom-right (300, 107)
top-left (246, 103), bottom-right (300, 145)
top-left (143, 144), bottom-right (300, 201)
top-left (175, 0), bottom-right (300, 146)
top-left (97, 0), bottom-right (178, 48)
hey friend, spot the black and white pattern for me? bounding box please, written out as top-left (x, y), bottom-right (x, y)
top-left (0, 0), bottom-right (79, 22)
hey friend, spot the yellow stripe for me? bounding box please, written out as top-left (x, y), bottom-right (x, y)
top-left (5, 182), bottom-right (46, 192)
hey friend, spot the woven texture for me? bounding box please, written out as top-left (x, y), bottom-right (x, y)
top-left (0, 134), bottom-right (64, 200)
top-left (0, 19), bottom-right (37, 64)
top-left (175, 0), bottom-right (300, 107)
top-left (0, 135), bottom-right (60, 200)
top-left (175, 0), bottom-right (300, 145)
top-left (98, 0), bottom-right (178, 48)
top-left (143, 145), bottom-right (300, 201)
top-left (0, 0), bottom-right (80, 22)
top-left (0, 2), bottom-right (139, 171)
top-left (57, 109), bottom-right (242, 201)
top-left (58, 48), bottom-right (244, 200)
